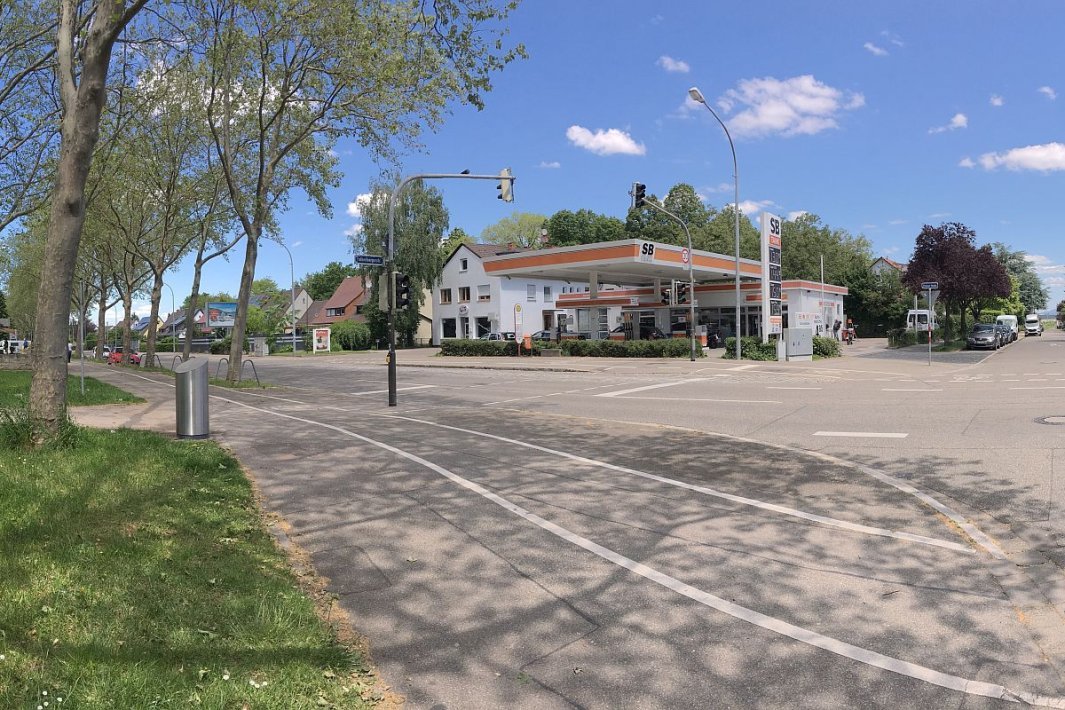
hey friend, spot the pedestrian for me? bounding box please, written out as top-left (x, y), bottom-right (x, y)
top-left (67, 343), bottom-right (72, 363)
top-left (832, 320), bottom-right (841, 340)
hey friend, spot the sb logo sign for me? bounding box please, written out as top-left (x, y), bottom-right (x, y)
top-left (639, 242), bottom-right (656, 262)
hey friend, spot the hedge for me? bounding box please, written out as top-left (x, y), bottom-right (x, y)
top-left (439, 338), bottom-right (701, 358)
top-left (887, 328), bottom-right (941, 347)
top-left (812, 336), bottom-right (841, 358)
top-left (209, 336), bottom-right (250, 354)
top-left (722, 336), bottom-right (778, 361)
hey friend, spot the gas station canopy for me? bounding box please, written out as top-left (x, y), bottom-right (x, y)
top-left (482, 239), bottom-right (762, 285)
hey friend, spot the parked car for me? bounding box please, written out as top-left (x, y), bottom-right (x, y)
top-left (108, 347), bottom-right (142, 365)
top-left (530, 330), bottom-right (553, 341)
top-left (610, 324), bottom-right (668, 340)
top-left (995, 314), bottom-right (1019, 342)
top-left (994, 323), bottom-right (1013, 346)
top-left (1025, 313), bottom-right (1043, 336)
top-left (966, 323), bottom-right (1000, 350)
top-left (479, 332), bottom-right (516, 341)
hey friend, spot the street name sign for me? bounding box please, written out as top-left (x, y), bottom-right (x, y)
top-left (921, 281), bottom-right (939, 290)
top-left (355, 254), bottom-right (384, 266)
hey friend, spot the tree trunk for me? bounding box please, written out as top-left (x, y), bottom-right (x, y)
top-left (121, 291), bottom-right (133, 364)
top-left (227, 232), bottom-right (260, 382)
top-left (96, 280), bottom-right (107, 359)
top-left (183, 250), bottom-right (206, 362)
top-left (144, 271), bottom-right (163, 367)
top-left (28, 0), bottom-right (126, 435)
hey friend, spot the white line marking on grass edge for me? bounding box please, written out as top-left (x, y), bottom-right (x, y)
top-left (201, 393), bottom-right (1064, 708)
top-left (814, 431), bottom-right (909, 439)
top-left (377, 415), bottom-right (970, 554)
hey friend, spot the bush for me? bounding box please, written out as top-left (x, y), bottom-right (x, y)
top-left (812, 336), bottom-right (840, 358)
top-left (722, 336), bottom-right (778, 361)
top-left (330, 321), bottom-right (373, 350)
top-left (440, 340), bottom-right (525, 356)
top-left (210, 336), bottom-right (250, 355)
top-left (439, 338), bottom-right (700, 358)
top-left (887, 328), bottom-right (942, 347)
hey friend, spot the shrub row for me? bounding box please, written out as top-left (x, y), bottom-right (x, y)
top-left (439, 338), bottom-right (701, 358)
top-left (887, 328), bottom-right (941, 347)
top-left (722, 336), bottom-right (778, 361)
top-left (209, 336), bottom-right (250, 355)
top-left (812, 336), bottom-right (841, 358)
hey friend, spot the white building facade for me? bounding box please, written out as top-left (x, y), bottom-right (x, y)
top-left (433, 244), bottom-right (584, 343)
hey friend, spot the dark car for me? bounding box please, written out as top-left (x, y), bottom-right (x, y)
top-left (611, 324), bottom-right (668, 340)
top-left (966, 323), bottom-right (1000, 350)
top-left (994, 323), bottom-right (1012, 346)
top-left (530, 330), bottom-right (553, 341)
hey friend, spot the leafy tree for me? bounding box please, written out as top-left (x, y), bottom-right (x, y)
top-left (441, 227), bottom-right (475, 258)
top-left (244, 306), bottom-right (284, 336)
top-left (330, 320), bottom-right (372, 350)
top-left (1057, 299), bottom-right (1065, 324)
top-left (846, 268), bottom-right (909, 336)
top-left (192, 0), bottom-right (525, 382)
top-left (355, 180), bottom-right (449, 346)
top-left (480, 212), bottom-right (548, 248)
top-left (992, 242), bottom-right (1048, 314)
top-left (904, 223), bottom-right (1010, 337)
top-left (301, 262), bottom-right (358, 301)
top-left (29, 0), bottom-right (150, 435)
top-left (781, 213), bottom-right (873, 284)
top-left (543, 209), bottom-right (625, 247)
top-left (0, 289), bottom-right (7, 319)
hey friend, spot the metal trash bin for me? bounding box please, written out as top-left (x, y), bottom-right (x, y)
top-left (174, 358), bottom-right (209, 439)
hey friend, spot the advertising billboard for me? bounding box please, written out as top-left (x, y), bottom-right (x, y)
top-left (206, 302), bottom-right (237, 327)
top-left (313, 327), bottom-right (331, 353)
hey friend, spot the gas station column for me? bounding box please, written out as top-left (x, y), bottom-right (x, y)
top-left (589, 271), bottom-right (598, 298)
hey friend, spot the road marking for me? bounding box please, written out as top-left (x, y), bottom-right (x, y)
top-left (1010, 386), bottom-right (1065, 390)
top-left (814, 431), bottom-right (908, 439)
top-left (199, 395), bottom-right (1064, 707)
top-left (882, 388), bottom-right (942, 392)
top-left (767, 386), bottom-right (822, 390)
top-left (607, 396), bottom-right (783, 404)
top-left (348, 384), bottom-right (436, 396)
top-left (728, 364), bottom-right (760, 371)
top-left (596, 379), bottom-right (704, 398)
top-left (379, 414), bottom-right (971, 553)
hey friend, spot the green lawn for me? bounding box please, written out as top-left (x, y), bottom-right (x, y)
top-left (0, 427), bottom-right (380, 708)
top-left (0, 371), bottom-right (144, 406)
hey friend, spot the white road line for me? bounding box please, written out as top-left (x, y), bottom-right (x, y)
top-left (767, 386), bottom-right (822, 391)
top-left (1010, 386), bottom-right (1065, 390)
top-left (814, 431), bottom-right (909, 439)
top-left (882, 388), bottom-right (942, 392)
top-left (198, 395), bottom-right (1064, 708)
top-left (379, 414), bottom-right (970, 553)
top-left (596, 379), bottom-right (704, 398)
top-left (348, 384), bottom-right (436, 396)
top-left (607, 396), bottom-right (783, 404)
top-left (728, 364), bottom-right (760, 371)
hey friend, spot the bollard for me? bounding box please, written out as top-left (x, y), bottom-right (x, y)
top-left (174, 358), bottom-right (209, 439)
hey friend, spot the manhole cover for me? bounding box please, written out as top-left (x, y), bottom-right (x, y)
top-left (1036, 416), bottom-right (1065, 425)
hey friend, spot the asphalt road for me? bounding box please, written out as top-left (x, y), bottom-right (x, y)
top-left (89, 332), bottom-right (1065, 709)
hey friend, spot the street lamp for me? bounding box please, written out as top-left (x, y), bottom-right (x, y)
top-left (162, 282), bottom-right (176, 353)
top-left (277, 241), bottom-right (296, 351)
top-left (688, 86), bottom-right (742, 361)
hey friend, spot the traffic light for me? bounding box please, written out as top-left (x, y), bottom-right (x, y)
top-left (395, 272), bottom-right (412, 310)
top-left (496, 167), bottom-right (514, 203)
top-left (676, 281), bottom-right (690, 304)
top-left (633, 182), bottom-right (647, 208)
top-left (660, 283), bottom-right (675, 305)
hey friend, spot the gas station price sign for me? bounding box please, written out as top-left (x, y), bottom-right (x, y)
top-left (761, 212), bottom-right (783, 336)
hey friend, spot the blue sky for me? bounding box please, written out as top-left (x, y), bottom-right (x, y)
top-left (139, 0), bottom-right (1065, 322)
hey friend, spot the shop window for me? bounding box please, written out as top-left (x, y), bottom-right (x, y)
top-left (442, 319), bottom-right (456, 338)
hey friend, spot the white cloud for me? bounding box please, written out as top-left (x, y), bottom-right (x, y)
top-left (888, 219), bottom-right (907, 225)
top-left (978, 142), bottom-right (1065, 171)
top-left (346, 193), bottom-right (372, 218)
top-left (958, 157), bottom-right (976, 168)
top-left (929, 112), bottom-right (967, 134)
top-left (1026, 254), bottom-right (1053, 267)
top-left (290, 241), bottom-right (303, 249)
top-left (537, 160), bottom-right (561, 169)
top-left (717, 75), bottom-right (865, 139)
top-left (786, 210), bottom-right (808, 221)
top-left (737, 199), bottom-right (776, 217)
top-left (880, 30), bottom-right (904, 47)
top-left (990, 94), bottom-right (1004, 107)
top-left (884, 245), bottom-right (901, 255)
top-left (928, 212), bottom-right (952, 218)
top-left (566, 125), bottom-right (646, 156)
top-left (657, 55), bottom-right (690, 73)
top-left (863, 42), bottom-right (888, 57)
top-left (344, 224), bottom-right (363, 238)
top-left (1039, 86), bottom-right (1057, 100)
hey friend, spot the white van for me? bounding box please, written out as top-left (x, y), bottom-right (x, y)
top-left (996, 315), bottom-right (1019, 342)
top-left (1025, 313), bottom-right (1043, 336)
top-left (906, 309), bottom-right (936, 331)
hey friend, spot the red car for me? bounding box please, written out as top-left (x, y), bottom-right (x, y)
top-left (108, 348), bottom-right (142, 366)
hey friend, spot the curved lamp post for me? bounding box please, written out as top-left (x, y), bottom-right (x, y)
top-left (688, 86), bottom-right (742, 361)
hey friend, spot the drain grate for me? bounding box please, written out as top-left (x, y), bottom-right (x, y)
top-left (1035, 416), bottom-right (1065, 425)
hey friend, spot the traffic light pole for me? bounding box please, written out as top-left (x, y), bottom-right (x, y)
top-left (641, 199), bottom-right (698, 361)
top-left (386, 170), bottom-right (516, 406)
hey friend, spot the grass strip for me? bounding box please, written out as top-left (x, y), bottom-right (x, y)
top-left (0, 428), bottom-right (380, 708)
top-left (0, 371), bottom-right (145, 406)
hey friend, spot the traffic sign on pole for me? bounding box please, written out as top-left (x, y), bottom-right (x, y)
top-left (920, 281), bottom-right (939, 290)
top-left (355, 254), bottom-right (385, 266)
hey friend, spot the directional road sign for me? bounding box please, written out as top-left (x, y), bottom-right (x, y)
top-left (355, 254), bottom-right (384, 266)
top-left (921, 281), bottom-right (939, 290)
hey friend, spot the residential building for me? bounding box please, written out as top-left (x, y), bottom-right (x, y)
top-left (433, 243), bottom-right (584, 343)
top-left (310, 276), bottom-right (369, 326)
top-left (870, 256), bottom-right (906, 276)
